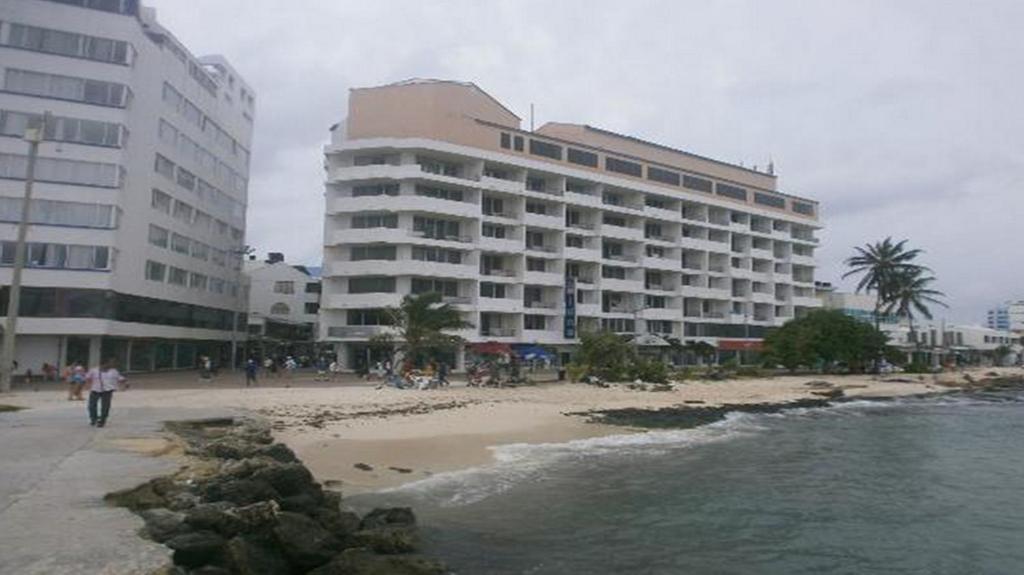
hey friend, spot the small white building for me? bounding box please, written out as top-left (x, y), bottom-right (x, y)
top-left (243, 254), bottom-right (320, 359)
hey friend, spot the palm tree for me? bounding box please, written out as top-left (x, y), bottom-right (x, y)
top-left (842, 237), bottom-right (927, 329)
top-left (883, 268), bottom-right (947, 353)
top-left (383, 292), bottom-right (471, 367)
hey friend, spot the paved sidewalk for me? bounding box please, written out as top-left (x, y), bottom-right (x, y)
top-left (0, 398), bottom-right (233, 574)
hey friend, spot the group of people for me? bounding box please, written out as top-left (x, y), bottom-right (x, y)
top-left (243, 355), bottom-right (344, 386)
top-left (369, 358), bottom-right (450, 390)
top-left (57, 360), bottom-right (127, 427)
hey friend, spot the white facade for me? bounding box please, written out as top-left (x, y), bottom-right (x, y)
top-left (987, 300), bottom-right (1024, 332)
top-left (0, 0), bottom-right (254, 372)
top-left (244, 259), bottom-right (320, 335)
top-left (320, 81), bottom-right (822, 368)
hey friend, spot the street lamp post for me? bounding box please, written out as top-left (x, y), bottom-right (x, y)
top-left (0, 112), bottom-right (49, 393)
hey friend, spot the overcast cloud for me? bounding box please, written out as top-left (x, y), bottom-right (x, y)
top-left (147, 0), bottom-right (1024, 324)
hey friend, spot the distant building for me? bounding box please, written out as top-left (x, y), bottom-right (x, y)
top-left (987, 301), bottom-right (1024, 332)
top-left (320, 79), bottom-right (822, 370)
top-left (244, 255), bottom-right (320, 360)
top-left (820, 290), bottom-right (1022, 365)
top-left (0, 0), bottom-right (254, 372)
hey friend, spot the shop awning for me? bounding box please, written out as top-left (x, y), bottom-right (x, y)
top-left (717, 339), bottom-right (764, 351)
top-left (512, 344), bottom-right (557, 360)
top-left (469, 341), bottom-right (514, 355)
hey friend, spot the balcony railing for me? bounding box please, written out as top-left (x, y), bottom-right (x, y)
top-left (524, 300), bottom-right (557, 309)
top-left (481, 327), bottom-right (516, 337)
top-left (526, 244), bottom-right (559, 253)
top-left (409, 230), bottom-right (473, 243)
top-left (481, 268), bottom-right (516, 277)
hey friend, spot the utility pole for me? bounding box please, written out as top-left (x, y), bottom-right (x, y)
top-left (0, 112), bottom-right (49, 393)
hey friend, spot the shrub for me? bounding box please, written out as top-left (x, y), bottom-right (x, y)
top-left (566, 363), bottom-right (588, 383)
top-left (904, 361), bottom-right (931, 374)
top-left (629, 357), bottom-right (669, 384)
top-left (735, 366), bottom-right (764, 378)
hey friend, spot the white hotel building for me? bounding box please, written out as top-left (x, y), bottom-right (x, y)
top-left (0, 0), bottom-right (253, 372)
top-left (321, 80), bottom-right (821, 369)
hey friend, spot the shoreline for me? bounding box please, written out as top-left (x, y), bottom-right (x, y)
top-left (265, 368), bottom-right (1023, 495)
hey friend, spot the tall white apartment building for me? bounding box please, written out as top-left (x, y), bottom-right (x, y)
top-left (321, 80), bottom-right (821, 370)
top-left (987, 301), bottom-right (1024, 332)
top-left (0, 0), bottom-right (253, 372)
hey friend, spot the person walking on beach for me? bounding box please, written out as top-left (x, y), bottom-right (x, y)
top-left (87, 359), bottom-right (125, 427)
top-left (64, 362), bottom-right (86, 400)
top-left (244, 358), bottom-right (258, 387)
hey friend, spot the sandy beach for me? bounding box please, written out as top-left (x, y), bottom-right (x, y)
top-left (9, 367), bottom-right (1016, 495)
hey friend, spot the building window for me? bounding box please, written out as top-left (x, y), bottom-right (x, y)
top-left (529, 139), bottom-right (562, 160)
top-left (646, 245), bottom-right (665, 258)
top-left (525, 201), bottom-right (548, 215)
top-left (645, 295), bottom-right (667, 309)
top-left (480, 282), bottom-right (507, 298)
top-left (172, 199), bottom-right (194, 223)
top-left (170, 233), bottom-right (190, 254)
top-left (154, 154), bottom-right (175, 179)
top-left (500, 132), bottom-right (511, 149)
top-left (482, 196), bottom-right (505, 216)
top-left (346, 308), bottom-right (393, 326)
top-left (716, 183), bottom-right (748, 201)
top-left (0, 110), bottom-right (123, 147)
top-left (351, 245), bottom-right (397, 261)
top-left (524, 315), bottom-right (547, 330)
top-left (273, 281), bottom-right (295, 294)
top-left (605, 157), bottom-right (643, 177)
top-left (348, 277), bottom-right (396, 294)
top-left (352, 213), bottom-right (398, 229)
top-left (567, 148), bottom-right (598, 167)
top-left (603, 214), bottom-right (627, 227)
top-left (682, 175), bottom-right (713, 193)
top-left (565, 235), bottom-right (584, 248)
top-left (352, 183), bottom-right (398, 197)
top-left (754, 192), bottom-right (785, 209)
top-left (305, 282), bottom-right (321, 294)
top-left (482, 223), bottom-right (507, 239)
top-left (414, 185), bottom-right (463, 202)
top-left (411, 246), bottom-right (461, 264)
top-left (411, 278), bottom-right (458, 297)
top-left (166, 266), bottom-right (187, 286)
top-left (148, 225), bottom-right (169, 248)
top-left (5, 23), bottom-right (132, 65)
top-left (413, 216), bottom-right (461, 240)
top-left (189, 273), bottom-right (207, 290)
top-left (792, 201), bottom-right (815, 216)
top-left (513, 135), bottom-right (524, 152)
top-left (0, 153), bottom-right (119, 187)
top-left (304, 302), bottom-right (319, 314)
top-left (526, 258), bottom-right (547, 272)
top-left (647, 166), bottom-right (680, 186)
top-left (270, 302), bottom-right (290, 315)
top-left (151, 189), bottom-right (171, 213)
top-left (176, 168), bottom-right (196, 191)
top-left (602, 266), bottom-right (627, 280)
top-left (0, 197), bottom-right (114, 228)
top-left (190, 241), bottom-right (209, 261)
top-left (417, 156), bottom-right (460, 177)
top-left (3, 69), bottom-right (130, 107)
top-left (144, 260), bottom-right (166, 282)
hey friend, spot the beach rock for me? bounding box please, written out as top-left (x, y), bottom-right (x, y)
top-left (202, 478), bottom-right (280, 506)
top-left (811, 388), bottom-right (845, 399)
top-left (257, 442), bottom-right (298, 463)
top-left (224, 535), bottom-right (291, 575)
top-left (165, 530), bottom-right (226, 568)
top-left (251, 462), bottom-right (316, 497)
top-left (167, 491), bottom-right (201, 511)
top-left (272, 511), bottom-right (343, 569)
top-left (139, 508), bottom-right (188, 542)
top-left (204, 437), bottom-right (258, 460)
top-left (351, 526), bottom-right (419, 554)
top-left (354, 463), bottom-right (374, 471)
top-left (307, 548), bottom-right (447, 575)
top-left (105, 476), bottom-right (179, 511)
top-left (804, 380), bottom-right (834, 389)
top-left (186, 502), bottom-right (244, 537)
top-left (219, 457), bottom-right (271, 480)
top-left (360, 507), bottom-right (416, 530)
top-left (230, 500), bottom-right (280, 534)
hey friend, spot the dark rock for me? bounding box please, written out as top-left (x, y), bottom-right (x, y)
top-left (186, 503), bottom-right (244, 537)
top-left (388, 467), bottom-right (414, 474)
top-left (139, 508), bottom-right (188, 542)
top-left (317, 508), bottom-right (362, 539)
top-left (354, 463), bottom-right (374, 471)
top-left (279, 492), bottom-right (323, 515)
top-left (307, 548), bottom-right (446, 575)
top-left (219, 458), bottom-right (272, 480)
top-left (360, 507), bottom-right (416, 530)
top-left (251, 462), bottom-right (315, 497)
top-left (273, 511), bottom-right (343, 570)
top-left (803, 380), bottom-right (834, 389)
top-left (257, 442), bottom-right (298, 463)
top-left (189, 567), bottom-right (231, 575)
top-left (203, 478), bottom-right (280, 506)
top-left (165, 530), bottom-right (226, 568)
top-left (205, 437), bottom-right (258, 460)
top-left (230, 500), bottom-right (280, 534)
top-left (105, 477), bottom-right (180, 511)
top-left (810, 388), bottom-right (845, 399)
top-left (224, 535), bottom-right (291, 575)
top-left (351, 526), bottom-right (418, 554)
top-left (167, 491), bottom-right (201, 511)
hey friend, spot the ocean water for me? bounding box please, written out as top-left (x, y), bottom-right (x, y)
top-left (352, 391), bottom-right (1024, 574)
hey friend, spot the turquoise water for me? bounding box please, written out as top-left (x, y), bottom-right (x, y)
top-left (354, 392), bottom-right (1024, 574)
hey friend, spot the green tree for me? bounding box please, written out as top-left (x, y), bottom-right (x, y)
top-left (842, 237), bottom-right (926, 329)
top-left (764, 309), bottom-right (890, 373)
top-left (383, 293), bottom-right (471, 367)
top-left (683, 340), bottom-right (717, 365)
top-left (574, 331), bottom-right (634, 381)
top-left (883, 268), bottom-right (947, 351)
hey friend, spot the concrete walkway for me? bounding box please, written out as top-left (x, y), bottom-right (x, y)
top-left (0, 398), bottom-right (232, 574)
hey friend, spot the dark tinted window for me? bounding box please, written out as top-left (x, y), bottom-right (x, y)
top-left (529, 139), bottom-right (562, 160)
top-left (792, 201), bottom-right (815, 215)
top-left (754, 192), bottom-right (785, 208)
top-left (682, 175), bottom-right (713, 193)
top-left (500, 133), bottom-right (511, 149)
top-left (605, 157), bottom-right (642, 177)
top-left (647, 166), bottom-right (680, 186)
top-left (567, 148), bottom-right (598, 167)
top-left (716, 183), bottom-right (748, 201)
top-left (513, 136), bottom-right (524, 151)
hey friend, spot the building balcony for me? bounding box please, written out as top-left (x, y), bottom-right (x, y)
top-left (639, 307), bottom-right (680, 321)
top-left (478, 298), bottom-right (523, 314)
top-left (480, 326), bottom-right (517, 338)
top-left (523, 212), bottom-right (564, 230)
top-left (324, 260), bottom-right (478, 280)
top-left (564, 247), bottom-right (602, 263)
top-left (601, 278), bottom-right (645, 293)
top-left (326, 163), bottom-right (421, 183)
top-left (479, 236), bottom-right (523, 253)
top-left (480, 175), bottom-right (524, 194)
top-left (641, 256), bottom-right (679, 272)
top-left (480, 267), bottom-right (518, 279)
top-left (681, 286), bottom-right (722, 300)
top-left (601, 225), bottom-right (645, 242)
top-left (525, 243), bottom-right (560, 256)
top-left (523, 270), bottom-right (564, 286)
top-left (643, 205), bottom-right (681, 222)
top-left (325, 325), bottom-right (396, 339)
top-left (730, 267), bottom-right (757, 280)
top-left (564, 191), bottom-right (603, 208)
top-left (790, 254), bottom-right (815, 266)
top-left (751, 292), bottom-right (776, 305)
top-left (576, 302), bottom-right (602, 316)
top-left (792, 296), bottom-right (821, 307)
top-left (566, 221), bottom-right (598, 235)
top-left (322, 293), bottom-right (403, 309)
top-left (679, 237), bottom-right (712, 251)
top-left (751, 247), bottom-right (774, 259)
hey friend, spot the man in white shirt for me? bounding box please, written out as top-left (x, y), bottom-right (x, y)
top-left (87, 360), bottom-right (125, 428)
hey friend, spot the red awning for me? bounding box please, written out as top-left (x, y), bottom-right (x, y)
top-left (469, 341), bottom-right (514, 355)
top-left (717, 339), bottom-right (764, 351)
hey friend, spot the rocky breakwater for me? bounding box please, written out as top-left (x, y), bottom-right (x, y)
top-left (105, 417), bottom-right (446, 575)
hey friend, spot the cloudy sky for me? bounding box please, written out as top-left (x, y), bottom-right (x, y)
top-left (148, 0), bottom-right (1023, 324)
